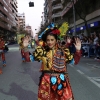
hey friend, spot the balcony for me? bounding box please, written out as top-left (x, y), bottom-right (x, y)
top-left (52, 0), bottom-right (61, 5)
top-left (61, 0), bottom-right (77, 16)
top-left (52, 3), bottom-right (63, 12)
top-left (0, 16), bottom-right (8, 23)
top-left (44, 0), bottom-right (48, 7)
top-left (61, 0), bottom-right (64, 4)
top-left (52, 12), bottom-right (62, 19)
top-left (61, 0), bottom-right (68, 4)
top-left (0, 21), bottom-right (10, 30)
top-left (51, 0), bottom-right (56, 2)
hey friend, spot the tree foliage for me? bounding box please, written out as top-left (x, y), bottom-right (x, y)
top-left (74, 0), bottom-right (97, 35)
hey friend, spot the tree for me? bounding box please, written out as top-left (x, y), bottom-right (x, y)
top-left (18, 27), bottom-right (28, 35)
top-left (74, 0), bottom-right (97, 36)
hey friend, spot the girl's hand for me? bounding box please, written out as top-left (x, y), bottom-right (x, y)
top-left (74, 37), bottom-right (81, 51)
top-left (66, 36), bottom-right (71, 44)
top-left (23, 37), bottom-right (30, 47)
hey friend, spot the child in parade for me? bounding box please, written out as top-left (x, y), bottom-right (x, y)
top-left (23, 25), bottom-right (81, 100)
top-left (19, 37), bottom-right (26, 62)
top-left (19, 36), bottom-right (31, 62)
top-left (0, 38), bottom-right (6, 74)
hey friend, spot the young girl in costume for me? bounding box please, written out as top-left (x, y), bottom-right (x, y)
top-left (19, 37), bottom-right (26, 62)
top-left (19, 36), bottom-right (31, 62)
top-left (0, 38), bottom-right (6, 74)
top-left (23, 26), bottom-right (81, 100)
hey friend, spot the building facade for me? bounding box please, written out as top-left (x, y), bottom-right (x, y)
top-left (61, 0), bottom-right (100, 36)
top-left (44, 0), bottom-right (100, 36)
top-left (0, 0), bottom-right (18, 38)
top-left (25, 25), bottom-right (33, 37)
top-left (44, 0), bottom-right (52, 24)
top-left (18, 13), bottom-right (26, 31)
top-left (44, 0), bottom-right (63, 25)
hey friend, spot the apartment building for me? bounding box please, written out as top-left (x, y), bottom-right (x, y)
top-left (44, 0), bottom-right (63, 24)
top-left (62, 0), bottom-right (100, 35)
top-left (0, 0), bottom-right (18, 37)
top-left (18, 13), bottom-right (26, 30)
top-left (26, 25), bottom-right (33, 37)
top-left (44, 0), bottom-right (52, 24)
top-left (44, 0), bottom-right (100, 35)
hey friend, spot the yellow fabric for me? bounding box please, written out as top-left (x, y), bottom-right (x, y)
top-left (34, 46), bottom-right (73, 71)
top-left (32, 41), bottom-right (34, 45)
top-left (39, 41), bottom-right (43, 46)
top-left (19, 42), bottom-right (25, 50)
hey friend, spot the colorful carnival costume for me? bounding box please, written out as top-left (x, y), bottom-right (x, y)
top-left (19, 41), bottom-right (30, 62)
top-left (23, 22), bottom-right (81, 99)
top-left (33, 45), bottom-right (81, 100)
top-left (0, 38), bottom-right (6, 74)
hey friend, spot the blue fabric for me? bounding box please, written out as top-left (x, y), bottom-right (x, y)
top-left (69, 58), bottom-right (74, 65)
top-left (22, 58), bottom-right (25, 60)
top-left (59, 74), bottom-right (65, 81)
top-left (30, 55), bottom-right (34, 62)
top-left (3, 60), bottom-right (6, 64)
top-left (57, 84), bottom-right (63, 90)
top-left (51, 76), bottom-right (57, 85)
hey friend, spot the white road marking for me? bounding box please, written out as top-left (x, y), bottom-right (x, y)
top-left (69, 64), bottom-right (74, 67)
top-left (77, 70), bottom-right (84, 74)
top-left (86, 63), bottom-right (100, 69)
top-left (69, 63), bottom-right (100, 88)
top-left (86, 63), bottom-right (96, 66)
top-left (91, 77), bottom-right (100, 81)
top-left (87, 76), bottom-right (100, 88)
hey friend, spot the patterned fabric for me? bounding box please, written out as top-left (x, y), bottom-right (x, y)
top-left (52, 49), bottom-right (66, 72)
top-left (33, 46), bottom-right (81, 100)
top-left (38, 73), bottom-right (73, 100)
top-left (24, 51), bottom-right (30, 62)
top-left (34, 46), bottom-right (73, 71)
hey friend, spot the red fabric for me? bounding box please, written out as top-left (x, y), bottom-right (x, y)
top-left (51, 29), bottom-right (60, 35)
top-left (38, 73), bottom-right (73, 100)
top-left (42, 42), bottom-right (45, 47)
top-left (21, 50), bottom-right (30, 62)
top-left (24, 52), bottom-right (30, 62)
top-left (66, 43), bottom-right (72, 48)
top-left (0, 40), bottom-right (5, 50)
top-left (35, 41), bottom-right (39, 45)
top-left (21, 50), bottom-right (25, 58)
top-left (1, 52), bottom-right (5, 61)
top-left (0, 68), bottom-right (2, 74)
top-left (74, 50), bottom-right (81, 64)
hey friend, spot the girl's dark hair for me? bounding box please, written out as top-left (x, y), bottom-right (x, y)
top-left (42, 29), bottom-right (58, 51)
top-left (21, 37), bottom-right (24, 41)
top-left (42, 29), bottom-right (58, 42)
top-left (61, 41), bottom-right (66, 45)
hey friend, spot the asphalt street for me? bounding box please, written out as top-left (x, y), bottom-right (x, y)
top-left (0, 44), bottom-right (100, 100)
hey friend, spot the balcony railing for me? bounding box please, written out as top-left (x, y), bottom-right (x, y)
top-left (51, 0), bottom-right (56, 2)
top-left (61, 0), bottom-right (77, 16)
top-left (0, 21), bottom-right (10, 30)
top-left (52, 12), bottom-right (62, 18)
top-left (61, 0), bottom-right (64, 3)
top-left (52, 3), bottom-right (63, 11)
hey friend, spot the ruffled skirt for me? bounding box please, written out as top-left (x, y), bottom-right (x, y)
top-left (38, 73), bottom-right (74, 100)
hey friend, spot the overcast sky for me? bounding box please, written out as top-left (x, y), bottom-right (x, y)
top-left (17, 0), bottom-right (44, 37)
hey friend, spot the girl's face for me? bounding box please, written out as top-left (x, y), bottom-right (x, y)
top-left (46, 35), bottom-right (57, 49)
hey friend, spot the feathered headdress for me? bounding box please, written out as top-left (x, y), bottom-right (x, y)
top-left (38, 22), bottom-right (69, 40)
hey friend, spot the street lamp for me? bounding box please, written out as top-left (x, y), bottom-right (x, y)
top-left (71, 0), bottom-right (76, 36)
